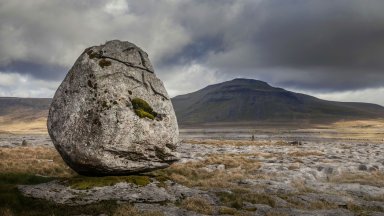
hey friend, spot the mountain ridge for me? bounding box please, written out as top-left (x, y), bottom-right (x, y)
top-left (172, 78), bottom-right (384, 125)
top-left (0, 79), bottom-right (383, 127)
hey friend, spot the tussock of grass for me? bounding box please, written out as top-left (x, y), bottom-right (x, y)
top-left (0, 173), bottom-right (54, 185)
top-left (67, 175), bottom-right (151, 190)
top-left (181, 196), bottom-right (214, 215)
top-left (218, 206), bottom-right (237, 215)
top-left (288, 151), bottom-right (324, 157)
top-left (151, 154), bottom-right (261, 189)
top-left (280, 192), bottom-right (338, 210)
top-left (0, 147), bottom-right (74, 177)
top-left (266, 211), bottom-right (290, 216)
top-left (329, 172), bottom-right (384, 187)
top-left (216, 188), bottom-right (275, 209)
top-left (346, 202), bottom-right (383, 215)
top-left (290, 179), bottom-right (317, 193)
top-left (113, 204), bottom-right (164, 216)
top-left (0, 208), bottom-right (13, 216)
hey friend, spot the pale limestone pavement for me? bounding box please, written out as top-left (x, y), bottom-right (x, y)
top-left (16, 136), bottom-right (384, 215)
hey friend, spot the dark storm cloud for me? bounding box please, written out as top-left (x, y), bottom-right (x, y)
top-left (1, 0), bottom-right (384, 95)
top-left (254, 0), bottom-right (384, 70)
top-left (167, 0), bottom-right (384, 91)
top-left (0, 61), bottom-right (67, 80)
top-left (161, 36), bottom-right (225, 66)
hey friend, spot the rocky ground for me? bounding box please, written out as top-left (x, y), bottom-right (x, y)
top-left (177, 140), bottom-right (384, 215)
top-left (1, 125), bottom-right (384, 216)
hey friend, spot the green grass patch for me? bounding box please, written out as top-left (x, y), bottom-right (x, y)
top-left (67, 175), bottom-right (151, 190)
top-left (0, 173), bottom-right (54, 185)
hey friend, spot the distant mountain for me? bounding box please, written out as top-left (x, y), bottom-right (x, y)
top-left (0, 97), bottom-right (51, 133)
top-left (1, 79), bottom-right (384, 129)
top-left (172, 78), bottom-right (384, 125)
top-left (0, 97), bottom-right (51, 122)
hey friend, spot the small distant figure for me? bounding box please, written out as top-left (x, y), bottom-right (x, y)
top-left (21, 140), bottom-right (28, 146)
top-left (251, 134), bottom-right (255, 141)
top-left (289, 140), bottom-right (302, 146)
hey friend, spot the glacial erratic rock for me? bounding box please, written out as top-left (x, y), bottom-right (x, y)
top-left (47, 40), bottom-right (179, 175)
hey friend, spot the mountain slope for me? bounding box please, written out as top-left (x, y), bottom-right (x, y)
top-left (1, 79), bottom-right (384, 129)
top-left (0, 97), bottom-right (51, 133)
top-left (0, 97), bottom-right (51, 121)
top-left (172, 79), bottom-right (384, 125)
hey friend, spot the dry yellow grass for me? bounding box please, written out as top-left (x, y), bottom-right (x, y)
top-left (185, 139), bottom-right (271, 146)
top-left (113, 204), bottom-right (164, 216)
top-left (290, 179), bottom-right (317, 193)
top-left (365, 194), bottom-right (384, 202)
top-left (184, 139), bottom-right (300, 147)
top-left (332, 119), bottom-right (384, 129)
top-left (153, 154), bottom-right (262, 189)
top-left (288, 151), bottom-right (324, 157)
top-left (0, 117), bottom-right (47, 134)
top-left (181, 196), bottom-right (214, 215)
top-left (266, 212), bottom-right (290, 216)
top-left (218, 206), bottom-right (237, 215)
top-left (287, 163), bottom-right (300, 170)
top-left (0, 146), bottom-right (74, 177)
top-left (0, 208), bottom-right (13, 216)
top-left (316, 119), bottom-right (384, 141)
top-left (329, 172), bottom-right (384, 187)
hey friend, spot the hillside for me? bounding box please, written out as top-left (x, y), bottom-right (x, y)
top-left (0, 97), bottom-right (51, 133)
top-left (172, 78), bottom-right (384, 125)
top-left (1, 79), bottom-right (384, 130)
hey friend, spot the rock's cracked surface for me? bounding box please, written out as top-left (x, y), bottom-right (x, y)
top-left (18, 179), bottom-right (205, 206)
top-left (47, 40), bottom-right (179, 175)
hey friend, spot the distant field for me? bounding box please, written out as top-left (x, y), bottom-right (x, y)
top-left (0, 117), bottom-right (47, 134)
top-left (179, 119), bottom-right (384, 143)
top-left (1, 115), bottom-right (384, 137)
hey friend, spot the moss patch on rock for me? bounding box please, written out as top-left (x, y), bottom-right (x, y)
top-left (131, 98), bottom-right (157, 120)
top-left (134, 109), bottom-right (155, 120)
top-left (67, 175), bottom-right (151, 190)
top-left (99, 59), bottom-right (112, 68)
top-left (86, 50), bottom-right (100, 59)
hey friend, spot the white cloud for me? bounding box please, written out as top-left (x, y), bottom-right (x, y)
top-left (0, 72), bottom-right (59, 98)
top-left (158, 62), bottom-right (221, 97)
top-left (104, 0), bottom-right (129, 15)
top-left (294, 88), bottom-right (384, 106)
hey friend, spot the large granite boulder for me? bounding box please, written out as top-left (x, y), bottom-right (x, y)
top-left (47, 40), bottom-right (179, 176)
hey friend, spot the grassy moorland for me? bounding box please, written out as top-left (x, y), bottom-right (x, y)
top-left (0, 119), bottom-right (384, 215)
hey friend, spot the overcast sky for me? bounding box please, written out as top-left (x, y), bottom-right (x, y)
top-left (1, 0), bottom-right (384, 105)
